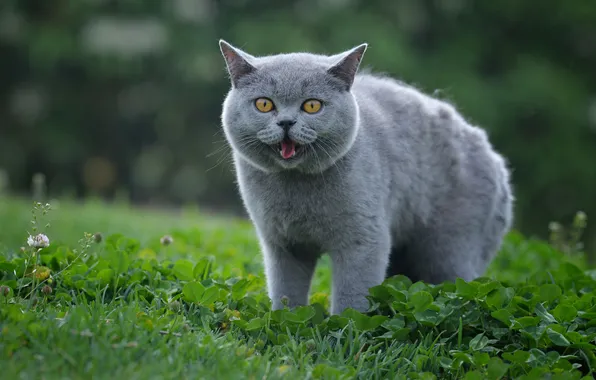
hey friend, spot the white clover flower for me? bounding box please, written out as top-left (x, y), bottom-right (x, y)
top-left (160, 235), bottom-right (173, 246)
top-left (27, 233), bottom-right (50, 249)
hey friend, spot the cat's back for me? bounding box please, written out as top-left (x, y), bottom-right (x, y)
top-left (351, 72), bottom-right (490, 153)
top-left (350, 72), bottom-right (508, 206)
top-left (351, 73), bottom-right (455, 127)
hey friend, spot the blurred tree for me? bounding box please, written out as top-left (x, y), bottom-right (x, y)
top-left (0, 0), bottom-right (595, 250)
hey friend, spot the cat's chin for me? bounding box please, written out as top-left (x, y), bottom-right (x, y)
top-left (273, 147), bottom-right (307, 169)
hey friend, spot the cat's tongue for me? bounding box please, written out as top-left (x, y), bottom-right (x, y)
top-left (280, 140), bottom-right (296, 159)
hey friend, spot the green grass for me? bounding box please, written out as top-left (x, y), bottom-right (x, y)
top-left (1, 196), bottom-right (595, 380)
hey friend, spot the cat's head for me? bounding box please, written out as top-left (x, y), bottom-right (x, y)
top-left (219, 40), bottom-right (367, 173)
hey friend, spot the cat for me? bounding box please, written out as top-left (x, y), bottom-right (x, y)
top-left (218, 40), bottom-right (514, 315)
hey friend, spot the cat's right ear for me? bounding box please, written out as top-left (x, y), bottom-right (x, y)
top-left (219, 40), bottom-right (256, 87)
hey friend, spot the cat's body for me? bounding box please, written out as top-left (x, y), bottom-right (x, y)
top-left (219, 41), bottom-right (513, 314)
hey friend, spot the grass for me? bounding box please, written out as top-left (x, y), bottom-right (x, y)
top-left (1, 196), bottom-right (595, 380)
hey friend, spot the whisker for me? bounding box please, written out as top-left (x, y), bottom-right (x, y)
top-left (206, 134), bottom-right (264, 172)
top-left (206, 135), bottom-right (259, 158)
top-left (206, 151), bottom-right (232, 173)
top-left (316, 139), bottom-right (346, 186)
top-left (308, 144), bottom-right (327, 187)
top-left (206, 143), bottom-right (231, 158)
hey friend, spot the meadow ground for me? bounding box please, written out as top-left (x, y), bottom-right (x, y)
top-left (0, 196), bottom-right (595, 380)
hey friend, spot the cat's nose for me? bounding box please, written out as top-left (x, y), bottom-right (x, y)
top-left (277, 119), bottom-right (296, 131)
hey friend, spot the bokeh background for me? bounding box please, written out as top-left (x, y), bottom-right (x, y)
top-left (1, 1), bottom-right (596, 251)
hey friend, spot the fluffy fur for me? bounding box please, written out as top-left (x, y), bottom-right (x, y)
top-left (218, 40), bottom-right (514, 315)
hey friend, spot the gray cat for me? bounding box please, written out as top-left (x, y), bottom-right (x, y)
top-left (218, 40), bottom-right (513, 315)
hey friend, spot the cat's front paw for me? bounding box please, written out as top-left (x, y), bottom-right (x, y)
top-left (330, 293), bottom-right (370, 315)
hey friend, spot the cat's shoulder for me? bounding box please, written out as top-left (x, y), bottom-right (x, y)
top-left (353, 70), bottom-right (413, 92)
top-left (353, 71), bottom-right (462, 124)
top-left (354, 72), bottom-right (441, 107)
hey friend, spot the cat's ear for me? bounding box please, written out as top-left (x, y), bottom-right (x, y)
top-left (327, 43), bottom-right (368, 90)
top-left (219, 40), bottom-right (257, 87)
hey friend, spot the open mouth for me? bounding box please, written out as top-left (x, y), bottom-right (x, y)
top-left (278, 138), bottom-right (301, 160)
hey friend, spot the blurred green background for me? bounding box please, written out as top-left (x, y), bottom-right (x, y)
top-left (1, 0), bottom-right (595, 250)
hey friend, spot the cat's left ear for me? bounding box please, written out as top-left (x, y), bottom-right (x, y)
top-left (219, 40), bottom-right (257, 87)
top-left (328, 43), bottom-right (368, 91)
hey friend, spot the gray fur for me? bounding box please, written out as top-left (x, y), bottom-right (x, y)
top-left (218, 40), bottom-right (514, 315)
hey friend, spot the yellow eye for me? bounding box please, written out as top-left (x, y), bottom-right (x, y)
top-left (302, 99), bottom-right (322, 114)
top-left (255, 98), bottom-right (274, 113)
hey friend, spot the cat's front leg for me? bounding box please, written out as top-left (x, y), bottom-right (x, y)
top-left (260, 238), bottom-right (318, 310)
top-left (329, 231), bottom-right (391, 315)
